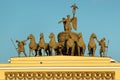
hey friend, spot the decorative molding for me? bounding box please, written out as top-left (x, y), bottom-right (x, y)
top-left (1, 66), bottom-right (120, 70)
top-left (5, 71), bottom-right (115, 80)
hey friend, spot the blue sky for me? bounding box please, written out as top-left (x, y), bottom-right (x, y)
top-left (0, 0), bottom-right (120, 63)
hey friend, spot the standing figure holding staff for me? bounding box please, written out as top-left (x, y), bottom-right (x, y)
top-left (98, 37), bottom-right (108, 57)
top-left (16, 40), bottom-right (27, 57)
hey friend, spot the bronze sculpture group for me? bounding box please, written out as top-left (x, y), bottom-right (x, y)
top-left (15, 4), bottom-right (108, 57)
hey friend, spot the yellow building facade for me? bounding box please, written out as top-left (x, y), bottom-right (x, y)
top-left (0, 56), bottom-right (120, 80)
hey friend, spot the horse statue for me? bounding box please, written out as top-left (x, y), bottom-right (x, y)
top-left (77, 33), bottom-right (86, 56)
top-left (66, 34), bottom-right (75, 56)
top-left (16, 40), bottom-right (27, 57)
top-left (88, 33), bottom-right (98, 56)
top-left (27, 34), bottom-right (38, 56)
top-left (38, 33), bottom-right (49, 56)
top-left (49, 33), bottom-right (59, 56)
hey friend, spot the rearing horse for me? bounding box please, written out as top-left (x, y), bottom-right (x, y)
top-left (49, 33), bottom-right (59, 56)
top-left (66, 34), bottom-right (75, 56)
top-left (88, 33), bottom-right (98, 56)
top-left (27, 34), bottom-right (38, 56)
top-left (38, 33), bottom-right (49, 56)
top-left (77, 33), bottom-right (86, 56)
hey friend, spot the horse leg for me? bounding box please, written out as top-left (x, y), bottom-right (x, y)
top-left (78, 47), bottom-right (80, 56)
top-left (100, 48), bottom-right (102, 57)
top-left (45, 46), bottom-right (49, 56)
top-left (88, 47), bottom-right (91, 56)
top-left (18, 51), bottom-right (20, 57)
top-left (58, 47), bottom-right (62, 55)
top-left (38, 48), bottom-right (42, 56)
top-left (66, 47), bottom-right (69, 55)
top-left (54, 49), bottom-right (57, 56)
top-left (35, 50), bottom-right (37, 56)
top-left (80, 47), bottom-right (83, 56)
top-left (83, 48), bottom-right (85, 56)
top-left (93, 48), bottom-right (96, 56)
top-left (43, 47), bottom-right (46, 56)
top-left (100, 52), bottom-right (102, 57)
top-left (45, 49), bottom-right (49, 56)
top-left (49, 48), bottom-right (52, 56)
top-left (83, 45), bottom-right (86, 56)
top-left (80, 47), bottom-right (82, 56)
top-left (48, 48), bottom-right (51, 56)
top-left (81, 47), bottom-right (85, 56)
top-left (32, 50), bottom-right (34, 56)
top-left (29, 49), bottom-right (34, 56)
top-left (71, 46), bottom-right (75, 56)
top-left (23, 51), bottom-right (27, 57)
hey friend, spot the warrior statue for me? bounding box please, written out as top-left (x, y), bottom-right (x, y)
top-left (98, 37), bottom-right (108, 57)
top-left (16, 40), bottom-right (27, 57)
top-left (58, 15), bottom-right (77, 32)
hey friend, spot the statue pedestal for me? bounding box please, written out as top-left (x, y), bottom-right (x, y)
top-left (0, 56), bottom-right (120, 79)
top-left (10, 56), bottom-right (111, 65)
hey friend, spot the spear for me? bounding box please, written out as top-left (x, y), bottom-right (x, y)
top-left (11, 38), bottom-right (18, 53)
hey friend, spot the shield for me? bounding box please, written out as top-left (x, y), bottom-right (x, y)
top-left (72, 17), bottom-right (77, 30)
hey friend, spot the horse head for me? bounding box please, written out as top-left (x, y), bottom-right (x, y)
top-left (27, 34), bottom-right (34, 40)
top-left (40, 33), bottom-right (44, 39)
top-left (91, 33), bottom-right (97, 39)
top-left (49, 33), bottom-right (55, 39)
